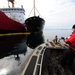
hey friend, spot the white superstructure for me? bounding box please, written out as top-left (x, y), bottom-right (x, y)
top-left (0, 0), bottom-right (25, 24)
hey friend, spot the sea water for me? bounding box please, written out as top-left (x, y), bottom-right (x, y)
top-left (0, 29), bottom-right (72, 75)
top-left (43, 29), bottom-right (72, 42)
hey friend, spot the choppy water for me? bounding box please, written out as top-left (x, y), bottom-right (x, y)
top-left (0, 32), bottom-right (44, 75)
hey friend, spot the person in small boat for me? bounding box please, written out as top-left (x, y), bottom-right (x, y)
top-left (60, 24), bottom-right (75, 66)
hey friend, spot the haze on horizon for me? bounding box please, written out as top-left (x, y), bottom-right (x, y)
top-left (0, 0), bottom-right (75, 29)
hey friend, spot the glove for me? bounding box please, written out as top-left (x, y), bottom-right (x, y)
top-left (61, 37), bottom-right (65, 40)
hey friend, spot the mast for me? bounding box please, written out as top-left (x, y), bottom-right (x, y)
top-left (34, 0), bottom-right (36, 16)
top-left (7, 0), bottom-right (15, 8)
top-left (28, 0), bottom-right (41, 17)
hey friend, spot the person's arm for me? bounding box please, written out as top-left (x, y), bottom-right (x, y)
top-left (65, 37), bottom-right (71, 44)
top-left (65, 33), bottom-right (75, 44)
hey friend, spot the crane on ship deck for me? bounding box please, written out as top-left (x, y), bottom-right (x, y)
top-left (7, 0), bottom-right (15, 8)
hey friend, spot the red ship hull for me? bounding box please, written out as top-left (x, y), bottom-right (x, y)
top-left (0, 11), bottom-right (26, 33)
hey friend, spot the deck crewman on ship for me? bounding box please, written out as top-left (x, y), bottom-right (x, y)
top-left (60, 24), bottom-right (75, 66)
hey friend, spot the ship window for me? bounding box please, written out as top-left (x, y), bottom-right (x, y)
top-left (20, 19), bottom-right (22, 21)
top-left (19, 15), bottom-right (21, 17)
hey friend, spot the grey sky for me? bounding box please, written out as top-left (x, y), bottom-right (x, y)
top-left (0, 0), bottom-right (75, 29)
